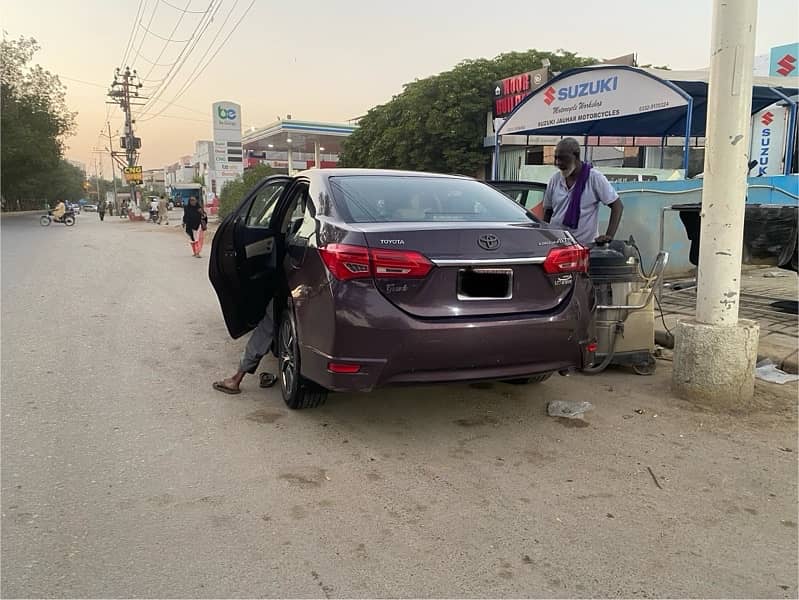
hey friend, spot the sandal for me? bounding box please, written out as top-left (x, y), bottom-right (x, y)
top-left (259, 372), bottom-right (278, 388)
top-left (212, 381), bottom-right (241, 395)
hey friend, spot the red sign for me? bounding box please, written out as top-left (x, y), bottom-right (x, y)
top-left (776, 54), bottom-right (796, 77)
top-left (492, 68), bottom-right (549, 118)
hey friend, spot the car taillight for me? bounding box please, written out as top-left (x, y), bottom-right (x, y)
top-left (319, 244), bottom-right (371, 280)
top-left (370, 248), bottom-right (433, 278)
top-left (543, 245), bottom-right (589, 273)
top-left (319, 244), bottom-right (433, 281)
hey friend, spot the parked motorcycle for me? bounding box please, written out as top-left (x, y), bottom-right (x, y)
top-left (40, 209), bottom-right (76, 227)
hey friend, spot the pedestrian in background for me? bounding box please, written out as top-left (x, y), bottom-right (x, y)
top-left (98, 200), bottom-right (106, 221)
top-left (157, 194), bottom-right (169, 225)
top-left (183, 196), bottom-right (207, 258)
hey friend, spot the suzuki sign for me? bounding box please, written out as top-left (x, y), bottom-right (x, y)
top-left (500, 67), bottom-right (689, 135)
top-left (750, 103), bottom-right (789, 176)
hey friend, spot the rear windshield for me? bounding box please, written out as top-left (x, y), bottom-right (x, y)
top-left (329, 175), bottom-right (533, 223)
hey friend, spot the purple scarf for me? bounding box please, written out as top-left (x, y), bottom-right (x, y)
top-left (563, 162), bottom-right (592, 229)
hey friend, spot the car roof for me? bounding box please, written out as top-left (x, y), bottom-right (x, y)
top-left (297, 168), bottom-right (475, 181)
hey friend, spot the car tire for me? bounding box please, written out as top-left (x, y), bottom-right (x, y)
top-left (278, 307), bottom-right (327, 410)
top-left (504, 372), bottom-right (553, 385)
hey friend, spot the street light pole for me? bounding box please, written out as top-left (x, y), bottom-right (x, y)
top-left (672, 0), bottom-right (760, 405)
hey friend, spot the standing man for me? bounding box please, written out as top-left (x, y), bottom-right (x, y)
top-left (157, 194), bottom-right (169, 225)
top-left (543, 137), bottom-right (624, 246)
top-left (98, 199), bottom-right (106, 221)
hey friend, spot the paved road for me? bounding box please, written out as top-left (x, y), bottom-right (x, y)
top-left (2, 212), bottom-right (797, 598)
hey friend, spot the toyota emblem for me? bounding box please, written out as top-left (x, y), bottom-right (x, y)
top-left (478, 234), bottom-right (500, 251)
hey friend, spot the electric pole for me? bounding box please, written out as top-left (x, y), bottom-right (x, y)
top-left (108, 67), bottom-right (147, 213)
top-left (672, 0), bottom-right (760, 406)
top-left (98, 122), bottom-right (120, 213)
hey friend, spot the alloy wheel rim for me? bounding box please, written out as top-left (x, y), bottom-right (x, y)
top-left (280, 319), bottom-right (296, 393)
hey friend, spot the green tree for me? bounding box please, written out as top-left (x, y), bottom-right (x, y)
top-left (340, 49), bottom-right (596, 175)
top-left (218, 163), bottom-right (276, 218)
top-left (1, 36), bottom-right (77, 209)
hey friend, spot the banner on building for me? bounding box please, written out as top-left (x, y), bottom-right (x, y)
top-left (750, 103), bottom-right (789, 176)
top-left (500, 67), bottom-right (689, 135)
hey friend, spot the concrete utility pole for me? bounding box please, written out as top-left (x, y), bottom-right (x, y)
top-left (108, 67), bottom-right (146, 212)
top-left (672, 0), bottom-right (760, 405)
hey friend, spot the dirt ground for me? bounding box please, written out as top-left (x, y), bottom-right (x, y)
top-left (3, 214), bottom-right (797, 598)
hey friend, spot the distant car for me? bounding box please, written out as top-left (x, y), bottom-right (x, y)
top-left (83, 204), bottom-right (98, 212)
top-left (210, 168), bottom-right (596, 409)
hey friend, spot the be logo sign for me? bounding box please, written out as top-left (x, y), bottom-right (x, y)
top-left (217, 106), bottom-right (237, 120)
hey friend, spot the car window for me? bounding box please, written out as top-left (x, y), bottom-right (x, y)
top-left (329, 176), bottom-right (532, 223)
top-left (246, 181), bottom-right (286, 227)
top-left (292, 202), bottom-right (317, 241)
top-left (279, 187), bottom-right (309, 236)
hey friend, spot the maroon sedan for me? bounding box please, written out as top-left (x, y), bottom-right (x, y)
top-left (210, 169), bottom-right (596, 409)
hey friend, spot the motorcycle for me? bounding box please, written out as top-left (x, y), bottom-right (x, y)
top-left (40, 209), bottom-right (76, 227)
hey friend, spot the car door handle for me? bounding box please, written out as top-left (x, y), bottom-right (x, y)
top-left (245, 237), bottom-right (274, 258)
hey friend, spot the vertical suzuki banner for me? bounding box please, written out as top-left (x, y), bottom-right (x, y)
top-left (749, 103), bottom-right (789, 176)
top-left (212, 101), bottom-right (244, 192)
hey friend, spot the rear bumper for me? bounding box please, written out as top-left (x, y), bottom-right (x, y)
top-left (300, 280), bottom-right (595, 392)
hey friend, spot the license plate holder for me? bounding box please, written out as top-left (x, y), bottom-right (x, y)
top-left (457, 268), bottom-right (513, 301)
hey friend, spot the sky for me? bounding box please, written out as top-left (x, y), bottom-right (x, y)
top-left (2, 0), bottom-right (798, 172)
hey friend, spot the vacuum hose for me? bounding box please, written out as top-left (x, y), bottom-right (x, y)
top-left (582, 322), bottom-right (620, 375)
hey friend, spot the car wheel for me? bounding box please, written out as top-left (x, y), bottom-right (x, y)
top-left (504, 372), bottom-right (553, 385)
top-left (278, 307), bottom-right (327, 409)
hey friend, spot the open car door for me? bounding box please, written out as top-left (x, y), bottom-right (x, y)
top-left (209, 176), bottom-right (292, 338)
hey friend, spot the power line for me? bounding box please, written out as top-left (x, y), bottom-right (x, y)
top-left (138, 22), bottom-right (192, 43)
top-left (139, 0), bottom-right (255, 122)
top-left (161, 0), bottom-right (209, 13)
top-left (128, 0), bottom-right (161, 69)
top-left (133, 0), bottom-right (218, 114)
top-left (138, 0), bottom-right (196, 83)
top-left (59, 72), bottom-right (210, 117)
top-left (120, 0), bottom-right (145, 67)
top-left (146, 0), bottom-right (239, 102)
top-left (60, 75), bottom-right (108, 88)
top-left (133, 0), bottom-right (222, 118)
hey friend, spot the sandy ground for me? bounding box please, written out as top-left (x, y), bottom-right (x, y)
top-left (1, 212), bottom-right (797, 598)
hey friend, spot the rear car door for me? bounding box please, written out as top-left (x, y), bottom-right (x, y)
top-left (209, 176), bottom-right (292, 338)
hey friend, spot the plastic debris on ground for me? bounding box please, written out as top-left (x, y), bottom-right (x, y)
top-left (547, 400), bottom-right (594, 418)
top-left (763, 271), bottom-right (790, 278)
top-left (755, 359), bottom-right (799, 384)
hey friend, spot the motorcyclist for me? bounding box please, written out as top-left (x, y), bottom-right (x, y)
top-left (51, 200), bottom-right (66, 222)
